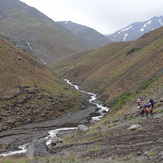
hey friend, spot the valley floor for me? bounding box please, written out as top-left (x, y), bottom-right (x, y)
top-left (52, 111), bottom-right (163, 163)
top-left (1, 107), bottom-right (163, 163)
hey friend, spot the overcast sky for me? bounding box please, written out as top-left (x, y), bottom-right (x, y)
top-left (20, 0), bottom-right (163, 34)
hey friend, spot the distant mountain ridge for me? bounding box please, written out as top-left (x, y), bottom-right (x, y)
top-left (57, 21), bottom-right (111, 47)
top-left (107, 16), bottom-right (163, 42)
top-left (0, 0), bottom-right (97, 64)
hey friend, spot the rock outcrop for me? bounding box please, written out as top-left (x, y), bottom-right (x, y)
top-left (26, 139), bottom-right (54, 159)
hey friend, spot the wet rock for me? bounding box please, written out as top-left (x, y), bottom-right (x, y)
top-left (26, 139), bottom-right (54, 159)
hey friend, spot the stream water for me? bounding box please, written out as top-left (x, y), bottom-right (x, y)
top-left (0, 79), bottom-right (109, 157)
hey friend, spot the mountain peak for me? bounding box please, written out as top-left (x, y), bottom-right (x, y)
top-left (57, 21), bottom-right (111, 47)
top-left (107, 15), bottom-right (163, 42)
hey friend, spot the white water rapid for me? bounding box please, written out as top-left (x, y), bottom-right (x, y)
top-left (63, 79), bottom-right (109, 122)
top-left (0, 79), bottom-right (109, 157)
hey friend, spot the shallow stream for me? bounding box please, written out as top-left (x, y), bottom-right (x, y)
top-left (0, 79), bottom-right (109, 157)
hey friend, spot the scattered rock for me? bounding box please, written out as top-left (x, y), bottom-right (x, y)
top-left (18, 85), bottom-right (30, 89)
top-left (104, 120), bottom-right (110, 124)
top-left (78, 124), bottom-right (89, 131)
top-left (137, 151), bottom-right (143, 155)
top-left (16, 98), bottom-right (26, 104)
top-left (12, 90), bottom-right (21, 97)
top-left (26, 139), bottom-right (54, 159)
top-left (128, 124), bottom-right (141, 131)
top-left (58, 108), bottom-right (65, 112)
top-left (51, 136), bottom-right (63, 146)
top-left (0, 143), bottom-right (10, 149)
top-left (1, 95), bottom-right (13, 100)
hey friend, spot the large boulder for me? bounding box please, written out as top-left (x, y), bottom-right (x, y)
top-left (51, 136), bottom-right (63, 146)
top-left (77, 124), bottom-right (89, 131)
top-left (26, 139), bottom-right (54, 159)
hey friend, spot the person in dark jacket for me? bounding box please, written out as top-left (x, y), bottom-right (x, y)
top-left (149, 98), bottom-right (155, 108)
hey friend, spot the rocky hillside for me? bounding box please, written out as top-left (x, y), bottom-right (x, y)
top-left (0, 0), bottom-right (97, 64)
top-left (0, 36), bottom-right (86, 130)
top-left (57, 21), bottom-right (111, 47)
top-left (107, 16), bottom-right (163, 42)
top-left (54, 27), bottom-right (163, 107)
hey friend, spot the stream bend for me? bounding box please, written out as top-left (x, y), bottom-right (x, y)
top-left (0, 79), bottom-right (109, 157)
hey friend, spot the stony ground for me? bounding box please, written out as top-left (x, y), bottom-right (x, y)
top-left (51, 112), bottom-right (163, 163)
top-left (0, 102), bottom-right (163, 163)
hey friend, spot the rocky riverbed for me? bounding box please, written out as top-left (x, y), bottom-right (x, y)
top-left (0, 104), bottom-right (97, 154)
top-left (0, 79), bottom-right (163, 163)
top-left (0, 79), bottom-right (108, 155)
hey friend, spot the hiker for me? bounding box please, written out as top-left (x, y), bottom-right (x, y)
top-left (149, 98), bottom-right (155, 108)
top-left (137, 98), bottom-right (141, 106)
top-left (137, 99), bottom-right (144, 116)
top-left (145, 102), bottom-right (153, 117)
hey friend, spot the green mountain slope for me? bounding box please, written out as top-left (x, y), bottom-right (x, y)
top-left (0, 0), bottom-right (96, 64)
top-left (0, 37), bottom-right (83, 129)
top-left (54, 27), bottom-right (163, 107)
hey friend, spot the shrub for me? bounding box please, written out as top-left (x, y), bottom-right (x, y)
top-left (127, 48), bottom-right (140, 55)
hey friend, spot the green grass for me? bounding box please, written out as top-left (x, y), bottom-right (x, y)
top-left (138, 75), bottom-right (159, 90)
top-left (126, 48), bottom-right (140, 55)
top-left (148, 151), bottom-right (157, 157)
top-left (0, 157), bottom-right (29, 163)
top-left (0, 155), bottom-right (82, 163)
top-left (87, 145), bottom-right (102, 152)
top-left (111, 91), bottom-right (138, 112)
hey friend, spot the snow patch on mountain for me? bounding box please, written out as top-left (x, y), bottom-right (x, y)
top-left (123, 34), bottom-right (128, 41)
top-left (140, 20), bottom-right (152, 32)
top-left (143, 20), bottom-right (152, 28)
top-left (140, 28), bottom-right (144, 32)
top-left (107, 16), bottom-right (163, 42)
top-left (121, 25), bottom-right (132, 32)
top-left (159, 19), bottom-right (163, 25)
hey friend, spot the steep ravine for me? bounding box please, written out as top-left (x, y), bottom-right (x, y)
top-left (0, 79), bottom-right (109, 156)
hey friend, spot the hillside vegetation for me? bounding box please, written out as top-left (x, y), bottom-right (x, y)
top-left (0, 37), bottom-right (83, 129)
top-left (0, 0), bottom-right (96, 64)
top-left (54, 27), bottom-right (163, 110)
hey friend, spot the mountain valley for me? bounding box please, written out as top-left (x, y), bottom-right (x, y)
top-left (0, 0), bottom-right (163, 162)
